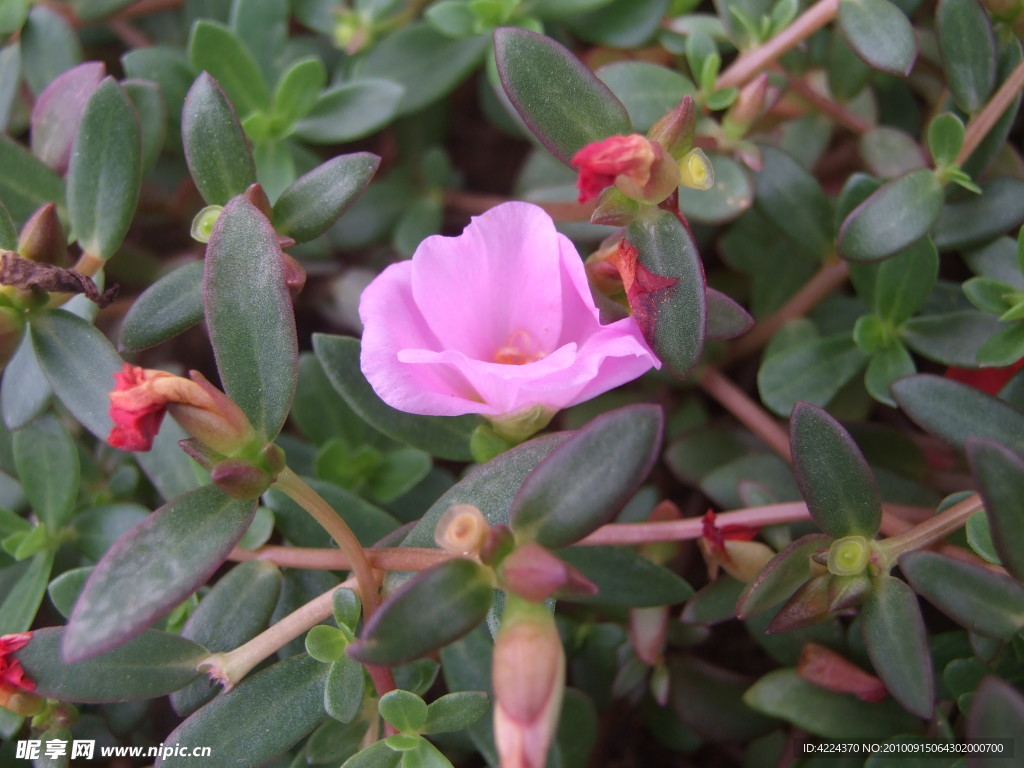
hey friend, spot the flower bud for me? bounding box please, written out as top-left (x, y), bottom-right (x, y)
top-left (18, 204), bottom-right (67, 265)
top-left (480, 524), bottom-right (517, 567)
top-left (647, 95), bottom-right (696, 159)
top-left (629, 606), bottom-right (668, 667)
top-left (499, 543), bottom-right (597, 603)
top-left (678, 148), bottom-right (714, 191)
top-left (211, 458), bottom-right (274, 500)
top-left (723, 73), bottom-right (769, 136)
top-left (435, 504), bottom-right (489, 555)
top-left (827, 535), bottom-right (871, 576)
top-left (191, 205), bottom-right (223, 244)
top-left (572, 134), bottom-right (682, 206)
top-left (493, 598), bottom-right (565, 768)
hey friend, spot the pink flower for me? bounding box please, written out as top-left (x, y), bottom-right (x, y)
top-left (359, 202), bottom-right (658, 428)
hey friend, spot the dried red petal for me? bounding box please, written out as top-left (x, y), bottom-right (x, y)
top-left (571, 135), bottom-right (655, 203)
top-left (0, 633), bottom-right (35, 694)
top-left (107, 364), bottom-right (170, 451)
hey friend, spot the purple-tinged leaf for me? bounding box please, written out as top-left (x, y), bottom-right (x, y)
top-left (707, 288), bottom-right (753, 341)
top-left (737, 534), bottom-right (830, 619)
top-left (967, 677), bottom-right (1024, 764)
top-left (63, 484), bottom-right (256, 662)
top-left (967, 438), bottom-right (1024, 581)
top-left (30, 61), bottom-right (104, 174)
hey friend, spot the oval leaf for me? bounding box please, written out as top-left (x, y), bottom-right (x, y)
top-left (16, 627), bottom-right (206, 703)
top-left (494, 27), bottom-right (631, 166)
top-left (890, 374), bottom-right (1024, 455)
top-left (0, 134), bottom-right (65, 225)
top-left (967, 438), bottom-right (1024, 582)
top-left (837, 169), bottom-right (944, 263)
top-left (182, 73), bottom-right (257, 206)
top-left (205, 196), bottom-right (298, 440)
top-left (900, 550), bottom-right (1024, 640)
top-left (118, 260), bottom-right (204, 352)
top-left (508, 404), bottom-right (663, 548)
top-left (861, 575), bottom-right (934, 718)
top-left (30, 61), bottom-right (104, 174)
top-left (67, 77), bottom-right (141, 260)
top-left (348, 558), bottom-right (494, 666)
top-left (293, 80), bottom-right (404, 144)
top-left (967, 676), bottom-right (1024, 753)
top-left (625, 207), bottom-right (707, 377)
top-left (936, 0), bottom-right (997, 113)
top-left (187, 21), bottom-right (269, 116)
top-left (737, 534), bottom-right (831, 619)
top-left (556, 545), bottom-right (692, 606)
top-left (158, 654), bottom-right (328, 768)
top-left (312, 334), bottom-right (476, 461)
top-left (790, 402), bottom-right (882, 538)
top-left (64, 484), bottom-right (256, 662)
top-left (13, 413), bottom-right (79, 530)
top-left (272, 153), bottom-right (380, 243)
top-left (838, 0), bottom-right (917, 76)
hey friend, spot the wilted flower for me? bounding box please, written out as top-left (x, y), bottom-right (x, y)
top-left (108, 364), bottom-right (255, 454)
top-left (699, 511), bottom-right (774, 582)
top-left (0, 633), bottom-right (37, 711)
top-left (359, 202), bottom-right (657, 435)
top-left (572, 134), bottom-right (679, 205)
top-left (492, 599), bottom-right (565, 768)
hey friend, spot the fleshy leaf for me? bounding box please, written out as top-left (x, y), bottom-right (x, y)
top-left (861, 575), bottom-right (934, 718)
top-left (837, 169), bottom-right (944, 262)
top-left (422, 691), bottom-right (490, 735)
top-left (118, 261), bottom-right (204, 352)
top-left (967, 438), bottom-right (1024, 582)
top-left (67, 77), bottom-right (141, 260)
top-left (508, 404), bottom-right (662, 548)
top-left (182, 73), bottom-right (257, 206)
top-left (292, 80), bottom-right (405, 144)
top-left (16, 627), bottom-right (207, 703)
top-left (205, 196), bottom-right (298, 441)
top-left (157, 654), bottom-right (328, 768)
top-left (936, 0), bottom-right (996, 113)
top-left (187, 21), bottom-right (269, 116)
top-left (890, 374), bottom-right (1024, 455)
top-left (64, 484), bottom-right (256, 662)
top-left (757, 334), bottom-right (868, 416)
top-left (313, 334), bottom-right (476, 462)
top-left (753, 147), bottom-right (833, 263)
top-left (625, 207), bottom-right (707, 377)
top-left (13, 413), bottom-right (79, 530)
top-left (494, 26), bottom-right (631, 166)
top-left (837, 0), bottom-right (917, 76)
top-left (0, 135), bottom-right (65, 226)
top-left (30, 61), bottom-right (104, 173)
top-left (272, 153), bottom-right (380, 243)
top-left (736, 534), bottom-right (831, 619)
top-left (900, 551), bottom-right (1024, 640)
top-left (967, 677), bottom-right (1024, 753)
top-left (556, 545), bottom-right (693, 606)
top-left (348, 558), bottom-right (494, 666)
top-left (706, 288), bottom-right (753, 341)
top-left (790, 402), bottom-right (882, 539)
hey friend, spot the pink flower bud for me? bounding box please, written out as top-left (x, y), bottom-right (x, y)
top-left (571, 134), bottom-right (679, 205)
top-left (493, 600), bottom-right (565, 768)
top-left (499, 543), bottom-right (597, 603)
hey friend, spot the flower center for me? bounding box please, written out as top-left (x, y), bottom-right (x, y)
top-left (494, 329), bottom-right (545, 365)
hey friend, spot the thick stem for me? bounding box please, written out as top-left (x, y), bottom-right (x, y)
top-left (273, 467), bottom-right (381, 617)
top-left (721, 260), bottom-right (850, 365)
top-left (879, 492), bottom-right (984, 559)
top-left (230, 545), bottom-right (451, 572)
top-left (716, 0), bottom-right (840, 91)
top-left (957, 58), bottom-right (1024, 166)
top-left (698, 367), bottom-right (793, 462)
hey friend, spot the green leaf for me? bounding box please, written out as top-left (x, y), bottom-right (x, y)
top-left (348, 559), bottom-right (494, 665)
top-left (864, 341), bottom-right (915, 407)
top-left (162, 653), bottom-right (329, 768)
top-left (891, 374), bottom-right (1024, 454)
top-left (426, 2), bottom-right (477, 37)
top-left (837, 0), bottom-right (916, 76)
top-left (859, 127), bottom-right (928, 179)
top-left (359, 23), bottom-right (488, 116)
top-left (744, 669), bottom-right (920, 739)
top-left (494, 26), bottom-right (631, 166)
top-left (837, 169), bottom-right (944, 262)
top-left (977, 323), bottom-right (1024, 367)
top-left (753, 147), bottom-right (833, 263)
top-left (13, 414), bottom-right (79, 530)
top-left (509, 405), bottom-right (662, 548)
top-left (306, 624), bottom-right (349, 663)
top-left (967, 677), bottom-right (1024, 749)
top-left (874, 238), bottom-right (939, 324)
top-left (71, 0), bottom-right (135, 21)
top-left (379, 689), bottom-right (428, 733)
top-left (670, 656), bottom-right (779, 742)
top-left (118, 261), bottom-right (204, 352)
top-left (29, 310), bottom-right (124, 441)
top-left (966, 438), bottom-right (1024, 582)
top-left (706, 288), bottom-right (754, 341)
top-left (47, 565), bottom-right (92, 619)
top-left (900, 550), bottom-right (1024, 639)
top-left (20, 6), bottom-right (81, 96)
top-left (66, 77), bottom-right (141, 260)
top-left (927, 113), bottom-right (966, 169)
top-left (187, 20), bottom-right (270, 116)
top-left (736, 535), bottom-right (830, 619)
top-left (932, 177), bottom-right (1024, 252)
top-left (293, 79), bottom-right (405, 144)
top-left (205, 196), bottom-right (298, 440)
top-left (122, 46), bottom-right (195, 142)
top-left (16, 627), bottom-right (207, 703)
top-left (70, 502), bottom-right (148, 561)
top-left (790, 403), bottom-right (881, 538)
top-left (273, 153), bottom-right (379, 243)
top-left (171, 560), bottom-right (282, 716)
top-left (0, 550), bottom-right (53, 633)
top-left (556, 545), bottom-right (692, 606)
top-left (64, 484), bottom-right (255, 662)
top-left (758, 333), bottom-right (868, 416)
top-left (325, 653), bottom-right (365, 723)
top-left (963, 277), bottom-right (1014, 315)
top-left (0, 134), bottom-right (65, 225)
top-left (1, 335), bottom-right (52, 430)
top-left (861, 575), bottom-right (933, 718)
top-left (422, 691), bottom-right (489, 734)
top-left (677, 153), bottom-right (753, 225)
top-left (343, 741), bottom-right (402, 768)
top-left (565, 0), bottom-right (668, 48)
top-left (625, 207), bottom-right (708, 377)
top-left (900, 310), bottom-right (1004, 366)
top-left (122, 78), bottom-right (167, 176)
top-left (368, 447), bottom-right (431, 504)
top-left (936, 0), bottom-right (996, 113)
top-left (333, 587), bottom-right (361, 630)
top-left (596, 61), bottom-right (695, 132)
top-left (269, 56), bottom-right (324, 128)
top-left (182, 73), bottom-right (257, 206)
top-left (312, 334), bottom-right (476, 462)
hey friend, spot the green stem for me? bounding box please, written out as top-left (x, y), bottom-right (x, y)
top-left (272, 467), bottom-right (381, 617)
top-left (879, 492), bottom-right (984, 560)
